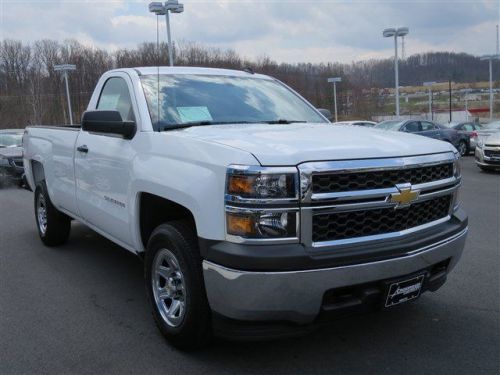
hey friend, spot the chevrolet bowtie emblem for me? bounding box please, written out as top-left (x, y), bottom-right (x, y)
top-left (388, 183), bottom-right (420, 209)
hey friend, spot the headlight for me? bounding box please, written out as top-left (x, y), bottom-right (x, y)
top-left (453, 152), bottom-right (461, 178)
top-left (226, 166), bottom-right (298, 200)
top-left (225, 165), bottom-right (299, 243)
top-left (226, 208), bottom-right (298, 240)
top-left (452, 152), bottom-right (461, 211)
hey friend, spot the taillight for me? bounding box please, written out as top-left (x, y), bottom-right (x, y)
top-left (470, 131), bottom-right (478, 138)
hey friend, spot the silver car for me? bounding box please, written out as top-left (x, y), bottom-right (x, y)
top-left (475, 125), bottom-right (500, 171)
top-left (448, 122), bottom-right (482, 153)
top-left (333, 120), bottom-right (377, 127)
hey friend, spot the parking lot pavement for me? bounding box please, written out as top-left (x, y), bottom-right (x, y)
top-left (0, 157), bottom-right (498, 375)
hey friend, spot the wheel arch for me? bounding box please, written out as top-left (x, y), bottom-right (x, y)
top-left (31, 160), bottom-right (45, 184)
top-left (137, 192), bottom-right (197, 253)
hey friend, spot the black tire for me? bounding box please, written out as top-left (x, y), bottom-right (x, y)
top-left (34, 181), bottom-right (71, 246)
top-left (145, 221), bottom-right (211, 350)
top-left (479, 165), bottom-right (493, 173)
top-left (457, 140), bottom-right (467, 157)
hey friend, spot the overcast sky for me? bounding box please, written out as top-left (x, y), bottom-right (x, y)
top-left (1, 0), bottom-right (499, 63)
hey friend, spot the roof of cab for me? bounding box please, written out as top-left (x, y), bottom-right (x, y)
top-left (110, 66), bottom-right (273, 80)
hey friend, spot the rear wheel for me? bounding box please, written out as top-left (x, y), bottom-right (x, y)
top-left (145, 221), bottom-right (211, 350)
top-left (457, 140), bottom-right (467, 156)
top-left (34, 181), bottom-right (71, 246)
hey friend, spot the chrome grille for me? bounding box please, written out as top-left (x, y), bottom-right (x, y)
top-left (312, 163), bottom-right (453, 194)
top-left (312, 195), bottom-right (451, 243)
top-left (299, 153), bottom-right (460, 249)
top-left (484, 150), bottom-right (500, 158)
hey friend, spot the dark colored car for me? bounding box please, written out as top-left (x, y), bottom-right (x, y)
top-left (448, 122), bottom-right (482, 153)
top-left (0, 129), bottom-right (24, 187)
top-left (376, 119), bottom-right (469, 156)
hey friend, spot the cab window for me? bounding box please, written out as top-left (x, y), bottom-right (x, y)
top-left (97, 77), bottom-right (135, 122)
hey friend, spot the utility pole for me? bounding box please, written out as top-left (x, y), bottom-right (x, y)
top-left (480, 55), bottom-right (500, 120)
top-left (383, 27), bottom-right (409, 118)
top-left (327, 77), bottom-right (342, 122)
top-left (497, 24), bottom-right (499, 56)
top-left (448, 80), bottom-right (452, 123)
top-left (423, 81), bottom-right (436, 120)
top-left (53, 64), bottom-right (76, 125)
top-left (149, 1), bottom-right (184, 67)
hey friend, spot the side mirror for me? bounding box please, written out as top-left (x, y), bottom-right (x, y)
top-left (81, 110), bottom-right (136, 139)
top-left (317, 108), bottom-right (332, 121)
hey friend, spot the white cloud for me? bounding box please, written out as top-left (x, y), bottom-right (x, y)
top-left (0, 0), bottom-right (499, 63)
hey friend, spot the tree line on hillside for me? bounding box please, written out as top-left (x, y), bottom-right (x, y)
top-left (0, 39), bottom-right (498, 128)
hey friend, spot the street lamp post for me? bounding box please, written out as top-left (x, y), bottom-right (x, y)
top-left (480, 54), bottom-right (500, 120)
top-left (423, 81), bottom-right (436, 120)
top-left (327, 77), bottom-right (341, 122)
top-left (464, 88), bottom-right (471, 121)
top-left (53, 64), bottom-right (76, 125)
top-left (383, 27), bottom-right (409, 118)
top-left (149, 1), bottom-right (184, 67)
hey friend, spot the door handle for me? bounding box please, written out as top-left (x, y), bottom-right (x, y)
top-left (77, 145), bottom-right (89, 153)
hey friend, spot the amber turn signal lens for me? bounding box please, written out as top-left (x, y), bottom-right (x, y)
top-left (227, 175), bottom-right (255, 195)
top-left (226, 212), bottom-right (255, 236)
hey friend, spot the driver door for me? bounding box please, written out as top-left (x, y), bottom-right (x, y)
top-left (420, 121), bottom-right (442, 140)
top-left (74, 74), bottom-right (138, 247)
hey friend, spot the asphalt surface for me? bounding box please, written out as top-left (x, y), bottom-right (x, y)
top-left (0, 157), bottom-right (499, 375)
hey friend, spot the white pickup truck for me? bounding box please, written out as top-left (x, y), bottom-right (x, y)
top-left (23, 67), bottom-right (468, 349)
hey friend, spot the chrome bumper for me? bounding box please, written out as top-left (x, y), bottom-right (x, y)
top-left (203, 228), bottom-right (468, 324)
top-left (475, 147), bottom-right (500, 167)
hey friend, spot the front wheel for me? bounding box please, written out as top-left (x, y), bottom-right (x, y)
top-left (34, 181), bottom-right (71, 246)
top-left (145, 221), bottom-right (211, 350)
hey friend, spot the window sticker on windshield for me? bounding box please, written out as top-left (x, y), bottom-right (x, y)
top-left (177, 106), bottom-right (213, 123)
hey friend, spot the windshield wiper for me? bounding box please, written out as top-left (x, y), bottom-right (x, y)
top-left (159, 119), bottom-right (307, 131)
top-left (160, 121), bottom-right (261, 131)
top-left (262, 119), bottom-right (307, 124)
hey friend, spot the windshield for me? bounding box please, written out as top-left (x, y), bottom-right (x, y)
top-left (484, 121), bottom-right (500, 130)
top-left (0, 132), bottom-right (22, 148)
top-left (376, 120), bottom-right (404, 131)
top-left (140, 74), bottom-right (326, 130)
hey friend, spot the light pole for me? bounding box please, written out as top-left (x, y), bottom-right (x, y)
top-left (423, 81), bottom-right (436, 120)
top-left (54, 64), bottom-right (76, 125)
top-left (464, 88), bottom-right (471, 121)
top-left (327, 77), bottom-right (341, 122)
top-left (480, 54), bottom-right (499, 120)
top-left (149, 1), bottom-right (184, 67)
top-left (383, 27), bottom-right (409, 118)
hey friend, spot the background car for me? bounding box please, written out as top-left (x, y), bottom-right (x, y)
top-left (477, 121), bottom-right (500, 136)
top-left (475, 131), bottom-right (500, 172)
top-left (375, 119), bottom-right (469, 156)
top-left (448, 122), bottom-right (482, 153)
top-left (0, 129), bottom-right (25, 187)
top-left (333, 120), bottom-right (377, 127)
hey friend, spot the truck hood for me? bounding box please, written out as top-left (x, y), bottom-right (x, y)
top-left (180, 123), bottom-right (455, 166)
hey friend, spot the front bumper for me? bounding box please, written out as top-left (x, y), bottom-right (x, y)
top-left (203, 225), bottom-right (467, 325)
top-left (475, 146), bottom-right (500, 168)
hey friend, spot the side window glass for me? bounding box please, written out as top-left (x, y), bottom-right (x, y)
top-left (404, 121), bottom-right (420, 133)
top-left (463, 124), bottom-right (474, 131)
top-left (97, 77), bottom-right (135, 122)
top-left (420, 121), bottom-right (436, 131)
